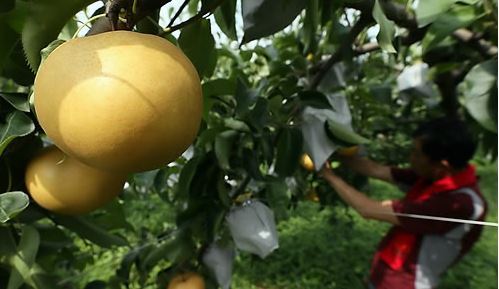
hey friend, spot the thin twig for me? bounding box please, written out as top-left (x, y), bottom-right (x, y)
top-left (309, 14), bottom-right (373, 90)
top-left (167, 0), bottom-right (190, 27)
top-left (160, 0), bottom-right (226, 35)
top-left (73, 13), bottom-right (107, 38)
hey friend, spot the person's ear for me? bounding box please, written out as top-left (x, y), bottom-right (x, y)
top-left (439, 159), bottom-right (452, 170)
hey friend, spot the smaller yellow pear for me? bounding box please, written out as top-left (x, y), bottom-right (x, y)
top-left (336, 146), bottom-right (359, 157)
top-left (167, 272), bottom-right (205, 289)
top-left (299, 154), bottom-right (315, 172)
top-left (305, 189), bottom-right (320, 203)
top-left (25, 146), bottom-right (126, 215)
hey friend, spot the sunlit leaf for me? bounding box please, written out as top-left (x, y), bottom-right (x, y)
top-left (0, 92), bottom-right (30, 112)
top-left (0, 191), bottom-right (29, 223)
top-left (302, 0), bottom-right (319, 53)
top-left (214, 0), bottom-right (237, 40)
top-left (21, 0), bottom-right (95, 70)
top-left (372, 0), bottom-right (396, 53)
top-left (415, 0), bottom-right (457, 27)
top-left (215, 130), bottom-right (238, 170)
top-left (0, 111), bottom-right (35, 157)
top-left (326, 120), bottom-right (370, 145)
top-left (8, 226), bottom-right (39, 289)
top-left (423, 5), bottom-right (480, 52)
top-left (459, 59), bottom-right (498, 133)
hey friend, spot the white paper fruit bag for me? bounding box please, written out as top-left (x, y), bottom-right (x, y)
top-left (202, 242), bottom-right (235, 289)
top-left (226, 200), bottom-right (279, 258)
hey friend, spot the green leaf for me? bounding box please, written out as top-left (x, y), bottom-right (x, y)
top-left (241, 0), bottom-right (306, 44)
top-left (18, 225), bottom-right (39, 261)
top-left (39, 39), bottom-right (65, 68)
top-left (0, 226), bottom-right (17, 256)
top-left (247, 98), bottom-right (270, 131)
top-left (302, 0), bottom-right (319, 53)
top-left (242, 147), bottom-right (264, 180)
top-left (8, 226), bottom-right (39, 289)
top-left (116, 247), bottom-right (142, 282)
top-left (265, 178), bottom-right (290, 221)
top-left (326, 120), bottom-right (370, 145)
top-left (176, 156), bottom-right (202, 199)
top-left (372, 0), bottom-right (396, 53)
top-left (0, 0), bottom-right (15, 13)
top-left (84, 281), bottom-right (107, 289)
top-left (58, 17), bottom-right (79, 41)
top-left (92, 200), bottom-right (134, 232)
top-left (0, 21), bottom-right (19, 71)
top-left (423, 5), bottom-right (480, 52)
top-left (202, 78), bottom-right (237, 120)
top-left (215, 130), bottom-right (238, 170)
top-left (188, 0), bottom-right (200, 15)
top-left (21, 0), bottom-right (95, 70)
top-left (0, 92), bottom-right (30, 112)
top-left (135, 9), bottom-right (160, 35)
top-left (2, 1), bottom-right (28, 33)
top-left (298, 90), bottom-right (333, 109)
top-left (8, 255), bottom-right (29, 289)
top-left (52, 215), bottom-right (128, 248)
top-left (214, 0), bottom-right (237, 40)
top-left (223, 118), bottom-right (251, 132)
top-left (275, 127), bottom-right (303, 177)
top-left (203, 78), bottom-right (237, 97)
top-left (235, 78), bottom-right (259, 116)
top-left (0, 111), bottom-right (35, 157)
top-left (458, 59), bottom-right (498, 133)
top-left (0, 191), bottom-right (29, 223)
top-left (178, 19), bottom-right (216, 78)
top-left (142, 231), bottom-right (194, 269)
top-left (415, 0), bottom-right (457, 27)
top-left (2, 40), bottom-right (35, 86)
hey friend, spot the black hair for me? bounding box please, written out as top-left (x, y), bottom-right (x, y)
top-left (412, 117), bottom-right (477, 169)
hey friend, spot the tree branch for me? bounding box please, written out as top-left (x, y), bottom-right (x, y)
top-left (309, 14), bottom-right (374, 90)
top-left (378, 0), bottom-right (417, 30)
top-left (167, 0), bottom-right (190, 27)
top-left (87, 0), bottom-right (172, 35)
top-left (160, 0), bottom-right (225, 35)
top-left (453, 28), bottom-right (498, 58)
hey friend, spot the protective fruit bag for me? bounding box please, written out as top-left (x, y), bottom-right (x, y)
top-left (226, 200), bottom-right (279, 258)
top-left (202, 242), bottom-right (235, 289)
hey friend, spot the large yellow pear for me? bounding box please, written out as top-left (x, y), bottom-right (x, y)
top-left (25, 146), bottom-right (126, 215)
top-left (34, 31), bottom-right (203, 173)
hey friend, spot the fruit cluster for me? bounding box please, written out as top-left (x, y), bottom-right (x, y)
top-left (25, 31), bottom-right (203, 215)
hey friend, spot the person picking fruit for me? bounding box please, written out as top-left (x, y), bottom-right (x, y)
top-left (319, 117), bottom-right (488, 289)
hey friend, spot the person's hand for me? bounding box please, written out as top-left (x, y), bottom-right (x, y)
top-left (318, 161), bottom-right (334, 179)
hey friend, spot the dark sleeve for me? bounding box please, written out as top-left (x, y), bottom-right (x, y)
top-left (392, 193), bottom-right (474, 235)
top-left (390, 167), bottom-right (419, 187)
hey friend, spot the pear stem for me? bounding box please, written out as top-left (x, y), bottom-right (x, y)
top-left (72, 13), bottom-right (107, 39)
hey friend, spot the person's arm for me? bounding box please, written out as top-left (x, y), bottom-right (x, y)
top-left (320, 165), bottom-right (399, 225)
top-left (339, 155), bottom-right (394, 183)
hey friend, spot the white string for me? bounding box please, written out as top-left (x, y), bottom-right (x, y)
top-left (368, 210), bottom-right (498, 227)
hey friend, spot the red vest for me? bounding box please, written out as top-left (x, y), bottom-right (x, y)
top-left (378, 165), bottom-right (478, 270)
